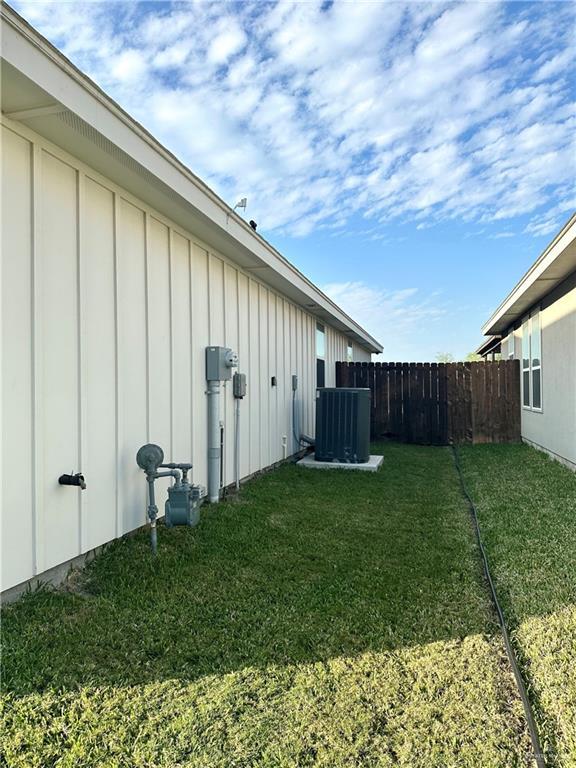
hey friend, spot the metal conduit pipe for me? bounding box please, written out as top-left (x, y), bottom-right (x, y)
top-left (206, 347), bottom-right (238, 503)
top-left (207, 379), bottom-right (221, 503)
top-left (232, 372), bottom-right (246, 493)
top-left (234, 397), bottom-right (241, 491)
top-left (219, 421), bottom-right (225, 491)
top-left (146, 475), bottom-right (158, 555)
top-left (146, 469), bottom-right (181, 554)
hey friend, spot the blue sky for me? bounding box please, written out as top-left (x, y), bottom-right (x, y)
top-left (13, 0), bottom-right (575, 360)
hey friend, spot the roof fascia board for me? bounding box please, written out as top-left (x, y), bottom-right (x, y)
top-left (481, 213), bottom-right (576, 336)
top-left (1, 5), bottom-right (382, 353)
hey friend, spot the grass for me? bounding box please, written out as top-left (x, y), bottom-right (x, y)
top-left (458, 443), bottom-right (576, 768)
top-left (1, 443), bottom-right (533, 767)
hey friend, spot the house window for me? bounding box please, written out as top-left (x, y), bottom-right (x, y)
top-left (522, 319), bottom-right (529, 406)
top-left (531, 312), bottom-right (541, 409)
top-left (508, 332), bottom-right (515, 360)
top-left (316, 323), bottom-right (325, 388)
top-left (347, 341), bottom-right (353, 363)
top-left (521, 309), bottom-right (542, 410)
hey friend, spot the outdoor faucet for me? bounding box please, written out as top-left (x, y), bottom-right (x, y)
top-left (58, 472), bottom-right (87, 490)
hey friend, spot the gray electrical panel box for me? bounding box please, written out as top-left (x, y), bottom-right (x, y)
top-left (233, 372), bottom-right (246, 398)
top-left (315, 388), bottom-right (371, 463)
top-left (206, 346), bottom-right (238, 381)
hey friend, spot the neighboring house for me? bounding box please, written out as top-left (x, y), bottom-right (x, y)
top-left (478, 213), bottom-right (576, 470)
top-left (475, 335), bottom-right (502, 361)
top-left (1, 5), bottom-right (382, 599)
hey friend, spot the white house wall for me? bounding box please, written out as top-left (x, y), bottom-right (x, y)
top-left (1, 119), bottom-right (368, 592)
top-left (519, 280), bottom-right (576, 469)
top-left (353, 346), bottom-right (371, 363)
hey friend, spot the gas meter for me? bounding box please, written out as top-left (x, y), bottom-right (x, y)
top-left (136, 443), bottom-right (206, 553)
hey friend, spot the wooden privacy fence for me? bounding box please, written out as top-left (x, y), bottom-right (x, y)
top-left (335, 360), bottom-right (521, 445)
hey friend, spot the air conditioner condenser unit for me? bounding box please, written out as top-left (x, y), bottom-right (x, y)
top-left (315, 387), bottom-right (371, 463)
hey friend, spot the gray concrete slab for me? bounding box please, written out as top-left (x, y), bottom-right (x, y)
top-left (297, 453), bottom-right (384, 472)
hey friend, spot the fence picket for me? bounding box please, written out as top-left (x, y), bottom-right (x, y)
top-left (438, 363), bottom-right (448, 444)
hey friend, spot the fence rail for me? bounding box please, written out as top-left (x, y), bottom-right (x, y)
top-left (335, 360), bottom-right (521, 445)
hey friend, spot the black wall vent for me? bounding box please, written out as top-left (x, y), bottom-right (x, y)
top-left (315, 388), bottom-right (370, 463)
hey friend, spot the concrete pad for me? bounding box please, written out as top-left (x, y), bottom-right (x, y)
top-left (297, 453), bottom-right (383, 472)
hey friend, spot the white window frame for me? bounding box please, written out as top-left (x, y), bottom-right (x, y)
top-left (347, 341), bottom-right (353, 363)
top-left (521, 308), bottom-right (542, 412)
top-left (508, 331), bottom-right (515, 360)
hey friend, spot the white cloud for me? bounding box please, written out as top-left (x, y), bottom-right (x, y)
top-left (153, 41), bottom-right (194, 70)
top-left (11, 0), bottom-right (576, 239)
top-left (111, 49), bottom-right (148, 82)
top-left (524, 198), bottom-right (576, 236)
top-left (323, 281), bottom-right (447, 358)
top-left (207, 22), bottom-right (247, 65)
top-left (534, 49), bottom-right (574, 82)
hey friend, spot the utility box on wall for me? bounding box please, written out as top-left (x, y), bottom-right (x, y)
top-left (206, 346), bottom-right (238, 381)
top-left (315, 388), bottom-right (371, 463)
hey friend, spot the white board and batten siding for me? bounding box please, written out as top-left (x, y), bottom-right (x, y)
top-left (1, 120), bottom-right (371, 593)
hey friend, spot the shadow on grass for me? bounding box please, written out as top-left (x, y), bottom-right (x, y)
top-left (3, 443), bottom-right (498, 695)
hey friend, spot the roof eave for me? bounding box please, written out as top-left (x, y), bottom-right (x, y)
top-left (481, 212), bottom-right (576, 337)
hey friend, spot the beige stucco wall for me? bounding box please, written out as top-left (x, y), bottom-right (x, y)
top-left (1, 119), bottom-right (370, 593)
top-left (512, 278), bottom-right (576, 469)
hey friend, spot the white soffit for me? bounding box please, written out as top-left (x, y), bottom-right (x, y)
top-left (482, 212), bottom-right (576, 336)
top-left (0, 4), bottom-right (383, 353)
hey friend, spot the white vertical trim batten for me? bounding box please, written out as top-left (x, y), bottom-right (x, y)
top-left (112, 191), bottom-right (121, 539)
top-left (31, 142), bottom-right (44, 576)
top-left (144, 211), bottom-right (151, 442)
top-left (77, 169), bottom-right (88, 553)
top-left (168, 228), bottom-right (175, 462)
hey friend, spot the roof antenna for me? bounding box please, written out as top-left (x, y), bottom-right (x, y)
top-left (233, 198), bottom-right (247, 212)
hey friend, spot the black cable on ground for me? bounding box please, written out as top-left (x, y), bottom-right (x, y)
top-left (451, 445), bottom-right (547, 768)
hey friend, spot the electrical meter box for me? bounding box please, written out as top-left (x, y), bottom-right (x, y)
top-left (233, 372), bottom-right (246, 398)
top-left (206, 346), bottom-right (238, 381)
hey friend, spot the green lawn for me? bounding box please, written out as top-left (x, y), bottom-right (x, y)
top-left (458, 444), bottom-right (576, 768)
top-left (0, 443), bottom-right (542, 767)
